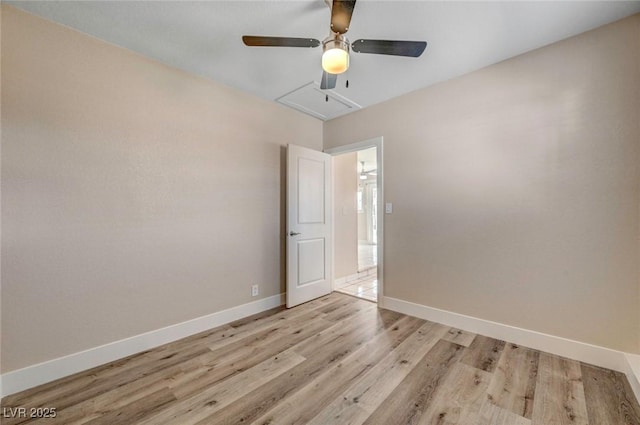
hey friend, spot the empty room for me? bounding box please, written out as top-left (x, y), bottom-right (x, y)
top-left (2, 1), bottom-right (640, 424)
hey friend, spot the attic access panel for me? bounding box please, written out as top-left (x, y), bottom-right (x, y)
top-left (276, 82), bottom-right (361, 121)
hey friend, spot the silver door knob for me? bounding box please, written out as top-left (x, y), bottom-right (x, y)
top-left (289, 231), bottom-right (301, 236)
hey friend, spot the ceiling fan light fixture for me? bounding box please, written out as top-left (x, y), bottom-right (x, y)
top-left (322, 36), bottom-right (350, 74)
top-left (359, 161), bottom-right (368, 180)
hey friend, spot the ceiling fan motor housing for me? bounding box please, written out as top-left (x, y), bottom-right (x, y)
top-left (322, 33), bottom-right (350, 74)
top-left (323, 33), bottom-right (350, 53)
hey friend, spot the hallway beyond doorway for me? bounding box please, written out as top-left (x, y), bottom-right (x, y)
top-left (358, 243), bottom-right (377, 271)
top-left (335, 269), bottom-right (378, 302)
top-left (326, 136), bottom-right (384, 305)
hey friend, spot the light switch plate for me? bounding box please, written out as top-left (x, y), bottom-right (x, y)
top-left (385, 202), bottom-right (393, 214)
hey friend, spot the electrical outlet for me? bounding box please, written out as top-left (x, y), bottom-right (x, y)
top-left (251, 284), bottom-right (259, 297)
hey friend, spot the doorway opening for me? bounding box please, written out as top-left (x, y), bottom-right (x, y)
top-left (326, 138), bottom-right (383, 304)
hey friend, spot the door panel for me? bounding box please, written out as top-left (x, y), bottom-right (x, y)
top-left (297, 238), bottom-right (326, 285)
top-left (287, 144), bottom-right (332, 308)
top-left (298, 157), bottom-right (326, 224)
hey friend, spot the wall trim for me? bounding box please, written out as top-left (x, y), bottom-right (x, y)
top-left (382, 295), bottom-right (640, 402)
top-left (1, 293), bottom-right (285, 398)
top-left (625, 353), bottom-right (640, 403)
top-left (335, 267), bottom-right (377, 286)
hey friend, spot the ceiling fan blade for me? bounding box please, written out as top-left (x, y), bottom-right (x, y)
top-left (320, 71), bottom-right (337, 90)
top-left (331, 0), bottom-right (356, 34)
top-left (352, 39), bottom-right (427, 57)
top-left (242, 36), bottom-right (320, 48)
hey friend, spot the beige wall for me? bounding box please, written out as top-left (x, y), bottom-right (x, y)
top-left (1, 6), bottom-right (322, 372)
top-left (333, 152), bottom-right (358, 278)
top-left (325, 15), bottom-right (640, 353)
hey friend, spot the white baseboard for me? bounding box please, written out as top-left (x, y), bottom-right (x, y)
top-left (382, 296), bottom-right (640, 403)
top-left (1, 293), bottom-right (285, 398)
top-left (336, 268), bottom-right (377, 286)
top-left (625, 353), bottom-right (640, 403)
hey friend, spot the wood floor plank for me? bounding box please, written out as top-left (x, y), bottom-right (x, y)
top-left (200, 306), bottom-right (407, 425)
top-left (4, 345), bottom-right (212, 425)
top-left (531, 353), bottom-right (588, 425)
top-left (418, 362), bottom-right (492, 425)
top-left (362, 339), bottom-right (465, 425)
top-left (23, 387), bottom-right (177, 425)
top-left (477, 400), bottom-right (532, 425)
top-left (226, 293), bottom-right (337, 330)
top-left (305, 321), bottom-right (449, 425)
top-left (459, 335), bottom-right (506, 373)
top-left (137, 351), bottom-right (306, 425)
top-left (582, 363), bottom-right (640, 425)
top-left (200, 294), bottom-right (343, 355)
top-left (486, 343), bottom-right (539, 419)
top-left (24, 364), bottom-right (190, 425)
top-left (320, 298), bottom-right (377, 322)
top-left (171, 317), bottom-right (333, 399)
top-left (442, 328), bottom-right (476, 347)
top-left (81, 388), bottom-right (177, 425)
top-left (247, 316), bottom-right (427, 425)
top-left (316, 295), bottom-right (362, 317)
top-left (293, 306), bottom-right (399, 359)
top-left (225, 306), bottom-right (285, 328)
top-left (203, 300), bottom-right (331, 353)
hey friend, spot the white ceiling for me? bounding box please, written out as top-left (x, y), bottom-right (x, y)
top-left (9, 1), bottom-right (640, 120)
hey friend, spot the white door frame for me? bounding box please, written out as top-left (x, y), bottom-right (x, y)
top-left (325, 137), bottom-right (384, 306)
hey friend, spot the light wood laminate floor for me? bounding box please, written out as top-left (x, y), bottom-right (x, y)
top-left (2, 293), bottom-right (640, 425)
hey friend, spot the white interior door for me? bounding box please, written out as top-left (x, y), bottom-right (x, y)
top-left (287, 144), bottom-right (332, 308)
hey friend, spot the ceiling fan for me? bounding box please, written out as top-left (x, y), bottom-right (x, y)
top-left (242, 0), bottom-right (427, 90)
top-left (360, 161), bottom-right (376, 179)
